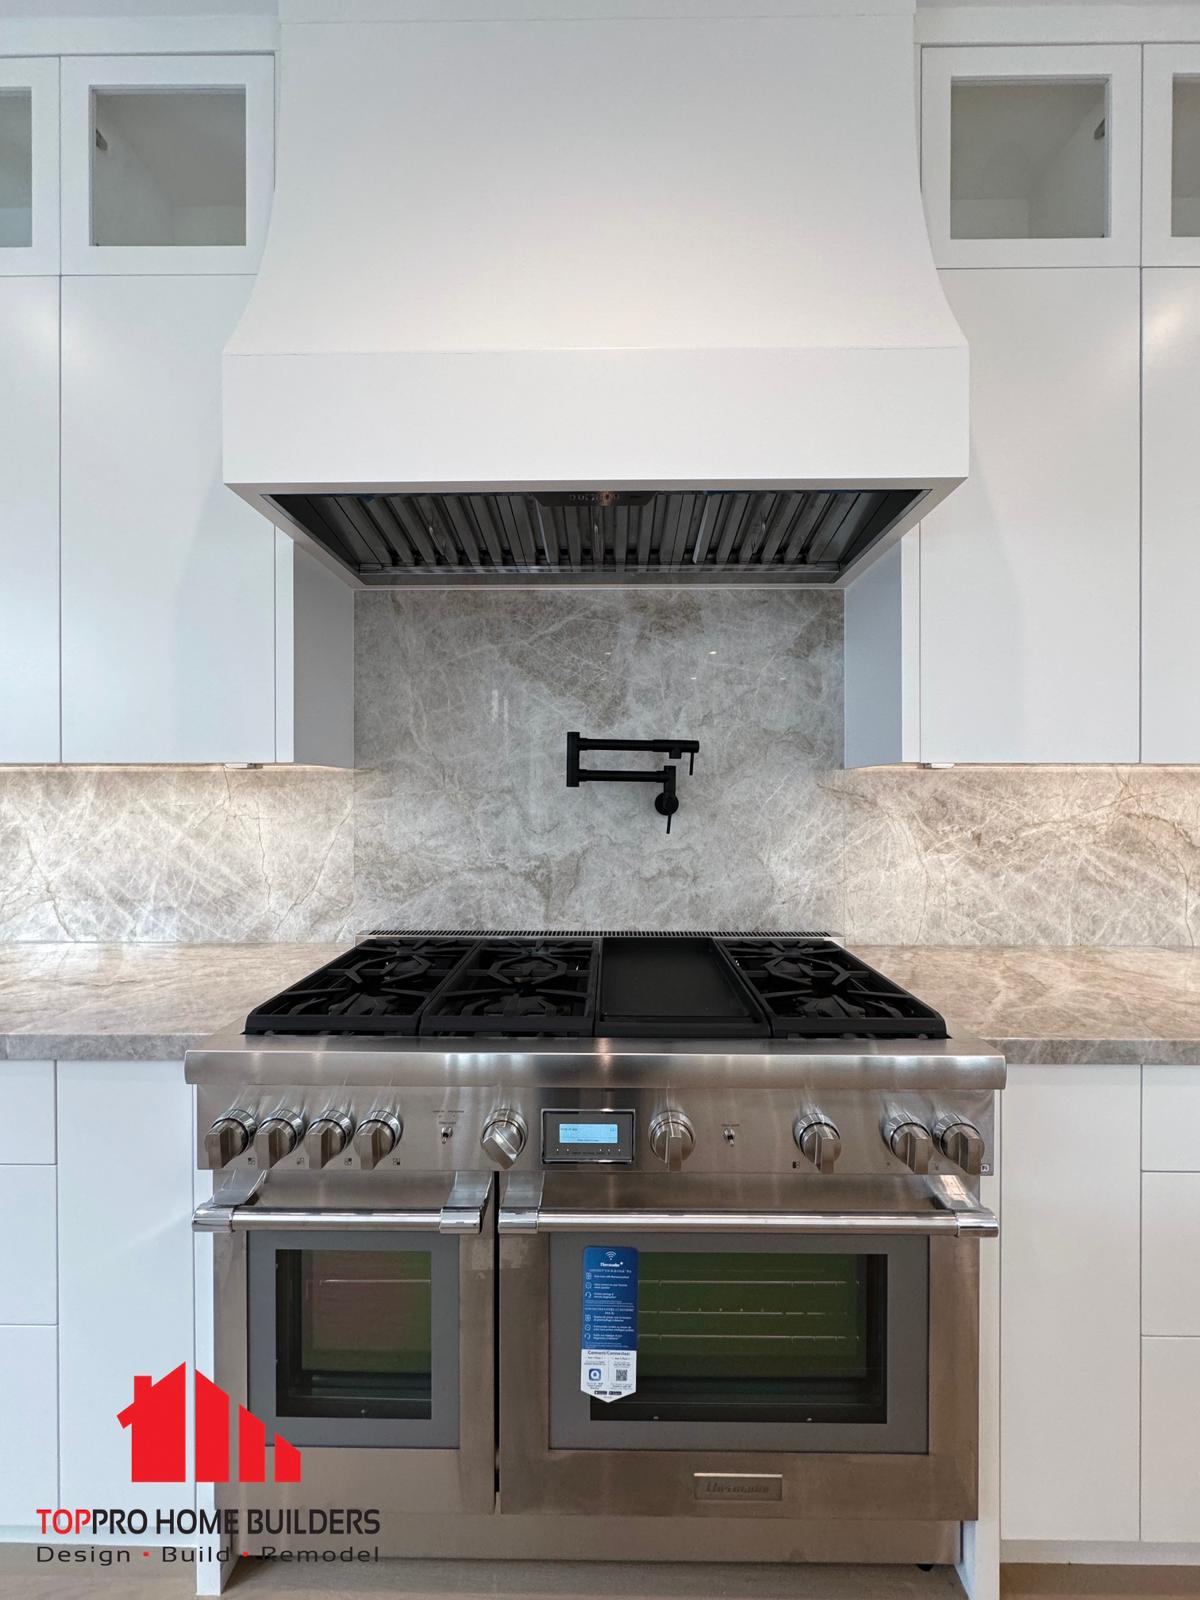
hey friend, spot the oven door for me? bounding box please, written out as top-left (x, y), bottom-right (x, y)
top-left (195, 1171), bottom-right (495, 1519)
top-left (498, 1172), bottom-right (995, 1522)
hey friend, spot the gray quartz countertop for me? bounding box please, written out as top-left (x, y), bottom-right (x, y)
top-left (0, 941), bottom-right (1197, 1065)
top-left (0, 941), bottom-right (350, 1061)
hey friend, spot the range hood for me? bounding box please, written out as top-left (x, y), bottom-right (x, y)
top-left (224, 0), bottom-right (968, 588)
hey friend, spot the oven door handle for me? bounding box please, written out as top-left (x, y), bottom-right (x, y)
top-left (193, 1173), bottom-right (491, 1236)
top-left (499, 1175), bottom-right (996, 1239)
top-left (499, 1206), bottom-right (997, 1237)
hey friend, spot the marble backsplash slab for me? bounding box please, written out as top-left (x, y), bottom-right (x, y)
top-left (0, 766), bottom-right (353, 942)
top-left (838, 764), bottom-right (1200, 946)
top-left (4, 590), bottom-right (1200, 945)
top-left (352, 590), bottom-right (845, 933)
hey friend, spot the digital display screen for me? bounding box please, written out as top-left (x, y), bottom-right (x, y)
top-left (560, 1123), bottom-right (620, 1145)
top-left (543, 1109), bottom-right (635, 1164)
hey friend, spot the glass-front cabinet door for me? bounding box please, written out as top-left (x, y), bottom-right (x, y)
top-left (921, 44), bottom-right (1142, 267)
top-left (0, 59), bottom-right (59, 275)
top-left (247, 1230), bottom-right (461, 1448)
top-left (549, 1234), bottom-right (928, 1453)
top-left (1144, 47), bottom-right (1200, 266)
top-left (59, 54), bottom-right (273, 273)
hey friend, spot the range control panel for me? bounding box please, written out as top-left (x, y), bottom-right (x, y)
top-left (194, 1085), bottom-right (996, 1179)
top-left (541, 1109), bottom-right (635, 1164)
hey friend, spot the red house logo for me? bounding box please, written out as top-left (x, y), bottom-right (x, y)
top-left (118, 1364), bottom-right (301, 1484)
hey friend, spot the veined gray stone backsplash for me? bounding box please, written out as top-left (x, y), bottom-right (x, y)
top-left (0, 766), bottom-right (353, 942)
top-left (353, 590), bottom-right (845, 933)
top-left (3, 590), bottom-right (1200, 945)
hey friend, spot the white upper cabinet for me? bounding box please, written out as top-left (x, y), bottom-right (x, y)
top-left (60, 54), bottom-right (273, 274)
top-left (60, 275), bottom-right (279, 763)
top-left (922, 46), bottom-right (1142, 268)
top-left (1142, 268), bottom-right (1200, 763)
top-left (1143, 46), bottom-right (1200, 267)
top-left (0, 276), bottom-right (60, 762)
top-left (919, 268), bottom-right (1141, 764)
top-left (0, 58), bottom-right (59, 275)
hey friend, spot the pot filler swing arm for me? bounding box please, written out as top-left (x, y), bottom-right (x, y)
top-left (565, 732), bottom-right (700, 834)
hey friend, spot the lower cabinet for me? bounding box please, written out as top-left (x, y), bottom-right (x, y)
top-left (1141, 1069), bottom-right (1200, 1542)
top-left (57, 1061), bottom-right (195, 1518)
top-left (1003, 1063), bottom-right (1200, 1550)
top-left (1000, 1065), bottom-right (1142, 1541)
top-left (0, 1062), bottom-right (58, 1530)
top-left (0, 1327), bottom-right (58, 1527)
top-left (1142, 1339), bottom-right (1200, 1542)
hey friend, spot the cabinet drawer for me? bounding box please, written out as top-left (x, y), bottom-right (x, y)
top-left (1143, 1171), bottom-right (1200, 1334)
top-left (0, 1165), bottom-right (56, 1323)
top-left (0, 1326), bottom-right (57, 1526)
top-left (0, 1062), bottom-right (55, 1164)
top-left (1143, 1067), bottom-right (1200, 1170)
top-left (1143, 1337), bottom-right (1200, 1541)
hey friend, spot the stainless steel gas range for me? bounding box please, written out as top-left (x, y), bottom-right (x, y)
top-left (185, 932), bottom-right (1004, 1568)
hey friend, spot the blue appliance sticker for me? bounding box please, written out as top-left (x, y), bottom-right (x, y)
top-left (581, 1246), bottom-right (638, 1402)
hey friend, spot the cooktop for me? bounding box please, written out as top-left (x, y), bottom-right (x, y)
top-left (245, 932), bottom-right (947, 1042)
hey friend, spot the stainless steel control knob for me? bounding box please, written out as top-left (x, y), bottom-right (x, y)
top-left (794, 1115), bottom-right (842, 1174)
top-left (204, 1108), bottom-right (256, 1169)
top-left (937, 1118), bottom-right (985, 1176)
top-left (304, 1110), bottom-right (354, 1169)
top-left (648, 1111), bottom-right (695, 1172)
top-left (480, 1111), bottom-right (526, 1170)
top-left (885, 1117), bottom-right (934, 1175)
top-left (253, 1109), bottom-right (306, 1170)
top-left (354, 1112), bottom-right (403, 1170)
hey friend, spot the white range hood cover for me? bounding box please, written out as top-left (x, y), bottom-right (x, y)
top-left (225, 0), bottom-right (967, 586)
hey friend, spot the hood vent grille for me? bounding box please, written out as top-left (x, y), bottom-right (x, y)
top-left (269, 487), bottom-right (920, 587)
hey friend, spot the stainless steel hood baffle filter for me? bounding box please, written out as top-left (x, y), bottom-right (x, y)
top-left (266, 488), bottom-right (922, 586)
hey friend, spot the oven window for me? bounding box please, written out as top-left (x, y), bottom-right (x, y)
top-left (275, 1249), bottom-right (434, 1420)
top-left (591, 1250), bottom-right (886, 1425)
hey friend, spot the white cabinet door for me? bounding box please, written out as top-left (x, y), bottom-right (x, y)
top-left (1142, 1065), bottom-right (1200, 1172)
top-left (920, 269), bottom-right (1140, 763)
top-left (921, 45), bottom-right (1142, 270)
top-left (60, 54), bottom-right (273, 276)
top-left (1000, 1065), bottom-right (1141, 1541)
top-left (58, 1062), bottom-right (194, 1516)
top-left (1142, 47), bottom-right (1200, 268)
top-left (0, 276), bottom-right (59, 762)
top-left (0, 1166), bottom-right (56, 1324)
top-left (0, 1326), bottom-right (57, 1528)
top-left (1143, 1172), bottom-right (1200, 1336)
top-left (1142, 270), bottom-right (1200, 762)
top-left (0, 1062), bottom-right (55, 1163)
top-left (0, 58), bottom-right (59, 276)
top-left (1143, 1338), bottom-right (1200, 1542)
top-left (61, 276), bottom-right (277, 762)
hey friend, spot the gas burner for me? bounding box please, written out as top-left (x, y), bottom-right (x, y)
top-left (765, 954), bottom-right (835, 984)
top-left (718, 938), bottom-right (947, 1040)
top-left (420, 939), bottom-right (600, 1036)
top-left (461, 992), bottom-right (562, 1019)
top-left (489, 955), bottom-right (567, 986)
top-left (245, 937), bottom-right (477, 1035)
top-left (352, 952), bottom-right (433, 985)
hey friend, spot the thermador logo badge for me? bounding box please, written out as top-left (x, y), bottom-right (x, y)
top-left (693, 1474), bottom-right (784, 1502)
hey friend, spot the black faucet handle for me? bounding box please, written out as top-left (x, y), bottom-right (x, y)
top-left (654, 766), bottom-right (680, 833)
